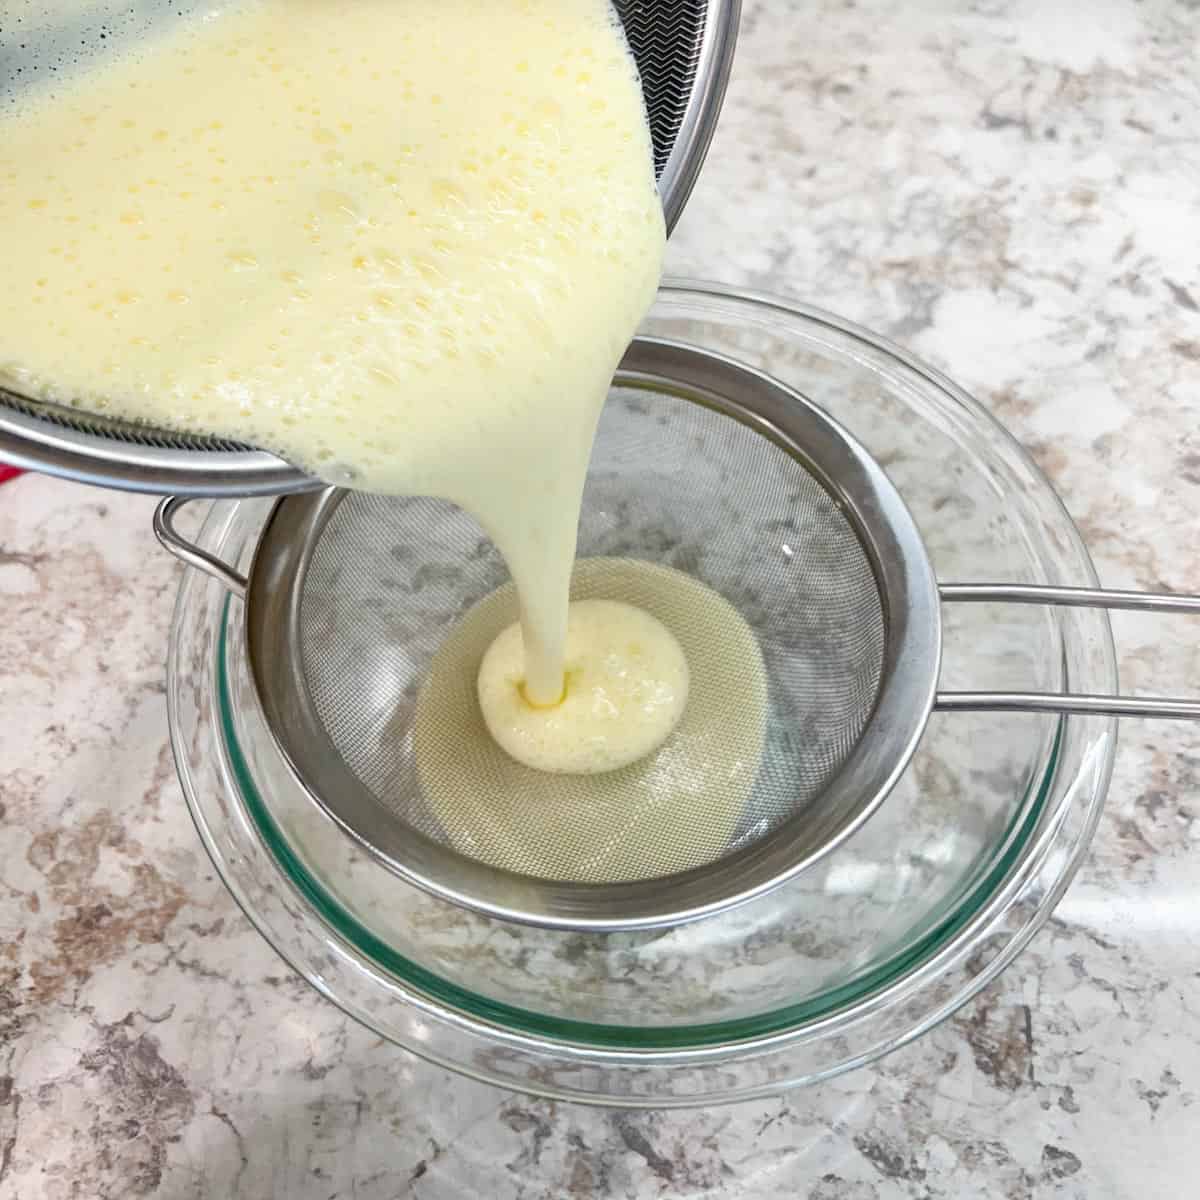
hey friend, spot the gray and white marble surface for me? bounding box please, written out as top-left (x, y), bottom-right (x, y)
top-left (2, 0), bottom-right (1199, 1195)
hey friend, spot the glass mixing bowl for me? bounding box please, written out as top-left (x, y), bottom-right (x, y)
top-left (167, 284), bottom-right (1116, 1105)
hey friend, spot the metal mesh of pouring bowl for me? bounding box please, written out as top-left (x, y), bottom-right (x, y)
top-left (0, 0), bottom-right (740, 494)
top-left (243, 340), bottom-right (942, 931)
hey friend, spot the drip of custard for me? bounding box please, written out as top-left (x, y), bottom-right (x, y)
top-left (478, 598), bottom-right (690, 774)
top-left (0, 0), bottom-right (665, 715)
top-left (415, 560), bottom-right (768, 880)
top-left (2, 1), bottom-right (766, 798)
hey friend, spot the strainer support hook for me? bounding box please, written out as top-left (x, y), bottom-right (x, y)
top-left (154, 496), bottom-right (247, 598)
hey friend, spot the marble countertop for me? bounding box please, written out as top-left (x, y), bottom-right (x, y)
top-left (2, 0), bottom-right (1199, 1195)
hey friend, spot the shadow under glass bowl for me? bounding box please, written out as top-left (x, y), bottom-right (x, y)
top-left (166, 283), bottom-right (1116, 1106)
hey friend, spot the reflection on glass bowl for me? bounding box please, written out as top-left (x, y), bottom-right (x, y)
top-left (167, 285), bottom-right (1115, 1105)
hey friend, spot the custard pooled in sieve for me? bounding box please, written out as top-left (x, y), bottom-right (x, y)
top-left (416, 559), bottom-right (768, 883)
top-left (478, 598), bottom-right (691, 774)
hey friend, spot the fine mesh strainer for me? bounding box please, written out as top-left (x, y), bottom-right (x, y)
top-left (0, 0), bottom-right (738, 494)
top-left (156, 336), bottom-right (1200, 931)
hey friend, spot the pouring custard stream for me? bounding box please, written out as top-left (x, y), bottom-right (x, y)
top-left (0, 0), bottom-right (671, 730)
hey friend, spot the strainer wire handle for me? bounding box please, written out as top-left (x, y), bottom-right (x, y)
top-left (935, 582), bottom-right (1200, 719)
top-left (150, 499), bottom-right (1200, 720)
top-left (153, 496), bottom-right (248, 599)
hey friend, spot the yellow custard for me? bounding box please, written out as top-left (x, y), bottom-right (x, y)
top-left (478, 598), bottom-right (690, 774)
top-left (415, 560), bottom-right (768, 880)
top-left (0, 0), bottom-right (665, 710)
top-left (4, 2), bottom-right (770, 808)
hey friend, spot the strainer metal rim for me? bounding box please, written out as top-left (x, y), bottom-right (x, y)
top-left (0, 396), bottom-right (321, 496)
top-left (230, 336), bottom-right (942, 931)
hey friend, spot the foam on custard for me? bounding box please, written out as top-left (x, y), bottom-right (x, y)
top-left (0, 0), bottom-right (665, 704)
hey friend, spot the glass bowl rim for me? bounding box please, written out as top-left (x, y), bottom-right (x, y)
top-left (166, 281), bottom-right (1116, 1099)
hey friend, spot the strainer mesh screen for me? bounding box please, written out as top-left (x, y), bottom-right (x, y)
top-left (615, 0), bottom-right (706, 177)
top-left (298, 389), bottom-right (886, 884)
